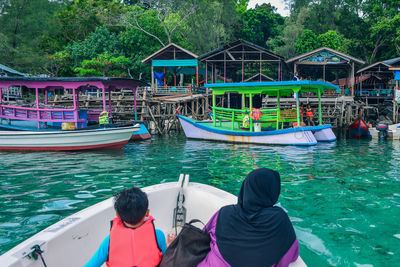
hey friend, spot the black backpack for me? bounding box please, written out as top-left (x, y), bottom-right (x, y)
top-left (159, 219), bottom-right (211, 267)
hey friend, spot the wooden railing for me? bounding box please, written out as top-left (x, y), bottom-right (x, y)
top-left (0, 105), bottom-right (85, 125)
top-left (154, 86), bottom-right (192, 94)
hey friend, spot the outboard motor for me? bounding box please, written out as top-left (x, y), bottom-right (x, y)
top-left (376, 123), bottom-right (389, 139)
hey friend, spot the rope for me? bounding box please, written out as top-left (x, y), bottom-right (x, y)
top-left (31, 244), bottom-right (48, 267)
top-left (294, 127), bottom-right (305, 140)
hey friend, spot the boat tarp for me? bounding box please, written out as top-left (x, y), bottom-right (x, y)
top-left (0, 77), bottom-right (148, 90)
top-left (204, 81), bottom-right (339, 96)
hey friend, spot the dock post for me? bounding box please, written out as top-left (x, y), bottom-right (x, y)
top-left (134, 88), bottom-right (137, 121)
top-left (318, 90), bottom-right (322, 125)
top-left (277, 91), bottom-right (280, 130)
top-left (36, 88), bottom-right (40, 129)
top-left (213, 93), bottom-right (216, 126)
top-left (249, 93), bottom-right (253, 131)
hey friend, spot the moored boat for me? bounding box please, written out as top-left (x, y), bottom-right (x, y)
top-left (179, 81), bottom-right (337, 145)
top-left (0, 125), bottom-right (139, 151)
top-left (348, 118), bottom-right (369, 138)
top-left (130, 122), bottom-right (151, 140)
top-left (0, 175), bottom-right (306, 267)
top-left (0, 77), bottom-right (151, 140)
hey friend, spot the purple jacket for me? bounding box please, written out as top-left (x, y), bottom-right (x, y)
top-left (198, 211), bottom-right (299, 267)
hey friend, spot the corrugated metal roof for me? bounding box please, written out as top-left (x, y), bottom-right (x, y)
top-left (0, 64), bottom-right (26, 76)
top-left (383, 57), bottom-right (400, 65)
top-left (142, 43), bottom-right (198, 64)
top-left (198, 39), bottom-right (285, 61)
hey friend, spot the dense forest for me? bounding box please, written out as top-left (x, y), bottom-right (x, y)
top-left (0, 0), bottom-right (399, 81)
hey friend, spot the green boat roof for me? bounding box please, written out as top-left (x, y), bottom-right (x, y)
top-left (204, 80), bottom-right (339, 96)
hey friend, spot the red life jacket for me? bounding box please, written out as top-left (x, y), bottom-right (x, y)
top-left (306, 107), bottom-right (313, 117)
top-left (106, 215), bottom-right (162, 267)
top-left (299, 106), bottom-right (304, 116)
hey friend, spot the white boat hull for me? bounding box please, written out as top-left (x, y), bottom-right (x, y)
top-left (0, 177), bottom-right (306, 267)
top-left (0, 125), bottom-right (139, 151)
top-left (179, 116), bottom-right (318, 145)
top-left (313, 127), bottom-right (336, 141)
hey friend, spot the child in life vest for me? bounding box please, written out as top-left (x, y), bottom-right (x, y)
top-left (85, 186), bottom-right (173, 267)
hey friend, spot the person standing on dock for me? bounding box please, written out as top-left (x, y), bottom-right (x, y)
top-left (292, 72), bottom-right (299, 81)
top-left (305, 104), bottom-right (315, 126)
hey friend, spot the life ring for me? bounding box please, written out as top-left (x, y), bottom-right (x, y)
top-left (250, 108), bottom-right (262, 121)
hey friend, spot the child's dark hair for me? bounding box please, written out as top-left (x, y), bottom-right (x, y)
top-left (114, 186), bottom-right (148, 225)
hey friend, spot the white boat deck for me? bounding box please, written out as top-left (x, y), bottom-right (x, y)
top-left (0, 176), bottom-right (307, 267)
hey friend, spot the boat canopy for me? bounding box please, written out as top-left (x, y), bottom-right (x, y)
top-left (0, 77), bottom-right (147, 90)
top-left (204, 80), bottom-right (339, 96)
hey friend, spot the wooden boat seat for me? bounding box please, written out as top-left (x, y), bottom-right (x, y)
top-left (279, 109), bottom-right (297, 123)
top-left (213, 108), bottom-right (299, 130)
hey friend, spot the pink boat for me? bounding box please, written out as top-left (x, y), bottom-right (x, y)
top-left (0, 77), bottom-right (150, 148)
top-left (0, 125), bottom-right (139, 151)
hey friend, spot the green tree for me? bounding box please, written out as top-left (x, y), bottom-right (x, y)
top-left (367, 13), bottom-right (400, 63)
top-left (236, 0), bottom-right (249, 15)
top-left (238, 3), bottom-right (284, 47)
top-left (184, 0), bottom-right (238, 53)
top-left (294, 29), bottom-right (318, 54)
top-left (74, 52), bottom-right (131, 77)
top-left (284, 0), bottom-right (400, 62)
top-left (0, 0), bottom-right (64, 73)
top-left (56, 0), bottom-right (125, 44)
top-left (68, 26), bottom-right (123, 65)
top-left (43, 50), bottom-right (74, 77)
top-left (119, 1), bottom-right (196, 46)
top-left (317, 30), bottom-right (345, 52)
top-left (273, 7), bottom-right (311, 58)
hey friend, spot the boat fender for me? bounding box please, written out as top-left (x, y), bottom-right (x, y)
top-left (250, 108), bottom-right (262, 121)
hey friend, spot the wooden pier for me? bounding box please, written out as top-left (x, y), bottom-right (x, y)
top-left (49, 87), bottom-right (368, 134)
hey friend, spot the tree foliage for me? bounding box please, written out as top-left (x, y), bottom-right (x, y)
top-left (317, 30), bottom-right (345, 51)
top-left (294, 29), bottom-right (318, 54)
top-left (237, 3), bottom-right (284, 47)
top-left (0, 0), bottom-right (63, 73)
top-left (284, 0), bottom-right (400, 62)
top-left (0, 0), bottom-right (398, 78)
top-left (184, 0), bottom-right (238, 53)
top-left (74, 52), bottom-right (131, 77)
top-left (68, 26), bottom-right (123, 65)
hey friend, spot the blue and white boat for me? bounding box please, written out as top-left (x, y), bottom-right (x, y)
top-left (178, 81), bottom-right (338, 146)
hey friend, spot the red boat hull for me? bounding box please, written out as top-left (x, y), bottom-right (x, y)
top-left (349, 119), bottom-right (369, 138)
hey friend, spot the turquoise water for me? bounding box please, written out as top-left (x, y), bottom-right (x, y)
top-left (0, 134), bottom-right (399, 266)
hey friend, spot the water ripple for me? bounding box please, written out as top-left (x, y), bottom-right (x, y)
top-left (0, 135), bottom-right (399, 266)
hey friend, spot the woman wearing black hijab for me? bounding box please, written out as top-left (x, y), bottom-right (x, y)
top-left (198, 168), bottom-right (299, 267)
